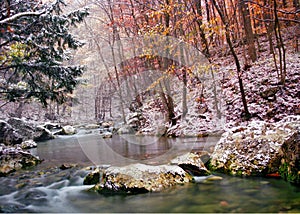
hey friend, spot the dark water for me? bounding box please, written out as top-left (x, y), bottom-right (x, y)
top-left (0, 133), bottom-right (300, 213)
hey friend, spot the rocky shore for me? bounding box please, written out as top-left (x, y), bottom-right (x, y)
top-left (0, 114), bottom-right (299, 193)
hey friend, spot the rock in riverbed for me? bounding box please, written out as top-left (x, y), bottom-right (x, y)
top-left (209, 115), bottom-right (300, 184)
top-left (0, 144), bottom-right (42, 176)
top-left (170, 152), bottom-right (211, 176)
top-left (89, 163), bottom-right (192, 194)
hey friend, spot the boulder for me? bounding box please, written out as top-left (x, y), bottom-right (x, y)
top-left (21, 140), bottom-right (37, 149)
top-left (170, 152), bottom-right (211, 176)
top-left (101, 121), bottom-right (114, 128)
top-left (33, 125), bottom-right (55, 141)
top-left (0, 118), bottom-right (54, 145)
top-left (61, 125), bottom-right (77, 135)
top-left (90, 163), bottom-right (192, 194)
top-left (84, 168), bottom-right (102, 185)
top-left (209, 116), bottom-right (300, 184)
top-left (117, 125), bottom-right (135, 135)
top-left (0, 120), bottom-right (23, 145)
top-left (7, 118), bottom-right (35, 139)
top-left (0, 144), bottom-right (42, 176)
top-left (101, 131), bottom-right (112, 138)
top-left (42, 122), bottom-right (61, 130)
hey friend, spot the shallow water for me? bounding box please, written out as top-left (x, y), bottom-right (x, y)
top-left (1, 133), bottom-right (300, 213)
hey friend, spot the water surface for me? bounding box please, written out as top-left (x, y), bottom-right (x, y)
top-left (0, 133), bottom-right (299, 213)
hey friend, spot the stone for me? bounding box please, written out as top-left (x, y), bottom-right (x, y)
top-left (0, 120), bottom-right (23, 145)
top-left (0, 144), bottom-right (42, 176)
top-left (83, 168), bottom-right (101, 185)
top-left (101, 131), bottom-right (112, 138)
top-left (85, 124), bottom-right (100, 129)
top-left (170, 152), bottom-right (211, 176)
top-left (33, 126), bottom-right (55, 141)
top-left (42, 122), bottom-right (61, 130)
top-left (7, 118), bottom-right (35, 139)
top-left (90, 163), bottom-right (192, 194)
top-left (117, 125), bottom-right (135, 134)
top-left (260, 87), bottom-right (278, 101)
top-left (59, 163), bottom-right (76, 170)
top-left (61, 125), bottom-right (77, 135)
top-left (101, 121), bottom-right (114, 128)
top-left (209, 116), bottom-right (300, 184)
top-left (0, 118), bottom-right (54, 144)
top-left (21, 140), bottom-right (37, 149)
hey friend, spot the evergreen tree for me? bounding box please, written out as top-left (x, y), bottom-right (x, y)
top-left (0, 0), bottom-right (89, 106)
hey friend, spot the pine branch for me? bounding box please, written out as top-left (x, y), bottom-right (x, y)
top-left (0, 10), bottom-right (45, 24)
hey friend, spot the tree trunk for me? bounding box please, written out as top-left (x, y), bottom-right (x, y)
top-left (273, 0), bottom-right (286, 85)
top-left (211, 0), bottom-right (251, 118)
top-left (239, 0), bottom-right (257, 62)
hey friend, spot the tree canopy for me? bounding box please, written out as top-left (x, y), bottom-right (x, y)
top-left (0, 0), bottom-right (89, 106)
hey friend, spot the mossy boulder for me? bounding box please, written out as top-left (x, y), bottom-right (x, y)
top-left (209, 116), bottom-right (300, 184)
top-left (0, 144), bottom-right (42, 176)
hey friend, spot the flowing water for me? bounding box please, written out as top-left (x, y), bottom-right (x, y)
top-left (0, 132), bottom-right (300, 213)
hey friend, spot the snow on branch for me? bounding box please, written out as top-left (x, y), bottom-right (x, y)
top-left (0, 10), bottom-right (45, 24)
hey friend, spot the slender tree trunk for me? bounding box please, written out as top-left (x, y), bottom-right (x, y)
top-left (194, 0), bottom-right (210, 57)
top-left (263, 3), bottom-right (279, 79)
top-left (239, 0), bottom-right (257, 62)
top-left (211, 0), bottom-right (251, 118)
top-left (273, 0), bottom-right (286, 85)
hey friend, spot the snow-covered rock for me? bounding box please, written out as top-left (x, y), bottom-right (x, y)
top-left (61, 125), bottom-right (77, 135)
top-left (209, 116), bottom-right (300, 184)
top-left (117, 125), bottom-right (135, 134)
top-left (21, 140), bottom-right (37, 149)
top-left (101, 131), bottom-right (112, 138)
top-left (34, 125), bottom-right (55, 141)
top-left (101, 121), bottom-right (114, 128)
top-left (0, 144), bottom-right (42, 176)
top-left (85, 124), bottom-right (100, 129)
top-left (170, 152), bottom-right (211, 176)
top-left (0, 120), bottom-right (23, 145)
top-left (90, 163), bottom-right (192, 194)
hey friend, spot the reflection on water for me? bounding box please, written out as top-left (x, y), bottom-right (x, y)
top-left (33, 133), bottom-right (218, 167)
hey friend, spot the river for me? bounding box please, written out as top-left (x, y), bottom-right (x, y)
top-left (0, 133), bottom-right (300, 212)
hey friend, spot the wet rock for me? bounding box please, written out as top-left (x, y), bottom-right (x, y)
top-left (91, 163), bottom-right (192, 194)
top-left (170, 152), bottom-right (211, 176)
top-left (0, 144), bottom-right (42, 176)
top-left (209, 116), bottom-right (300, 184)
top-left (42, 122), bottom-right (61, 130)
top-left (21, 140), bottom-right (37, 149)
top-left (83, 168), bottom-right (101, 185)
top-left (59, 163), bottom-right (77, 170)
top-left (101, 131), bottom-right (112, 138)
top-left (33, 126), bottom-right (55, 141)
top-left (61, 125), bottom-right (77, 135)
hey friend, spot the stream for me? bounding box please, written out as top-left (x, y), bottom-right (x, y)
top-left (0, 132), bottom-right (300, 213)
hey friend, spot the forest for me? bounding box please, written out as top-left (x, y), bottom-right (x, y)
top-left (0, 0), bottom-right (300, 213)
